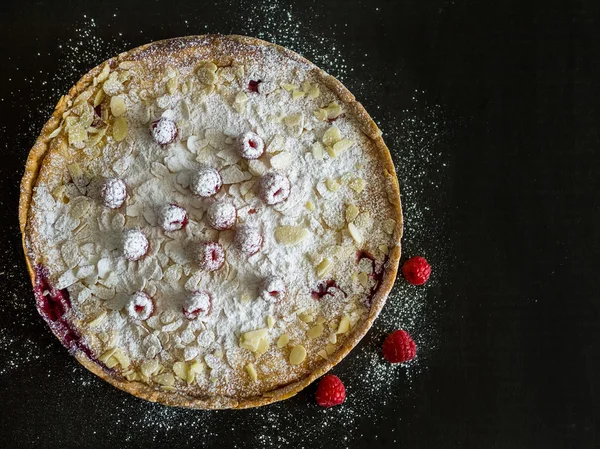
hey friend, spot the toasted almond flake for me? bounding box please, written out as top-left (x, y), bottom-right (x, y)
top-left (110, 95), bottom-right (126, 117)
top-left (322, 126), bottom-right (342, 146)
top-left (166, 77), bottom-right (178, 94)
top-left (348, 222), bottom-right (364, 244)
top-left (298, 312), bottom-right (314, 323)
top-left (307, 85), bottom-right (320, 99)
top-left (112, 116), bottom-right (128, 142)
top-left (307, 324), bottom-right (324, 339)
top-left (337, 315), bottom-right (351, 334)
top-left (346, 204), bottom-right (359, 222)
top-left (316, 257), bottom-right (333, 278)
top-left (349, 177), bottom-right (366, 193)
top-left (87, 310), bottom-right (106, 327)
top-left (248, 159), bottom-right (267, 176)
top-left (255, 338), bottom-right (269, 356)
top-left (379, 244), bottom-right (390, 255)
top-left (240, 328), bottom-right (269, 352)
top-left (270, 151), bottom-right (292, 170)
top-left (267, 315), bottom-right (275, 329)
top-left (99, 348), bottom-right (117, 364)
top-left (275, 226), bottom-right (310, 245)
top-left (105, 356), bottom-right (119, 369)
top-left (277, 334), bottom-right (290, 348)
top-left (283, 112), bottom-right (303, 128)
top-left (292, 90), bottom-right (305, 100)
top-left (289, 345), bottom-right (307, 365)
top-left (325, 343), bottom-right (336, 355)
top-left (318, 349), bottom-right (329, 360)
top-left (354, 211), bottom-right (372, 229)
top-left (173, 361), bottom-right (188, 381)
top-left (48, 126), bottom-right (62, 139)
top-left (310, 142), bottom-right (324, 161)
top-left (325, 102), bottom-right (343, 119)
top-left (281, 82), bottom-right (298, 91)
top-left (112, 348), bottom-right (130, 369)
top-left (382, 219), bottom-right (396, 234)
top-left (325, 177), bottom-right (340, 192)
top-left (154, 373), bottom-right (175, 387)
top-left (313, 108), bottom-right (328, 121)
top-left (95, 64), bottom-right (110, 84)
top-left (306, 201), bottom-right (316, 211)
top-left (197, 67), bottom-right (217, 85)
top-left (358, 272), bottom-right (370, 287)
top-left (140, 359), bottom-right (159, 377)
top-left (245, 363), bottom-right (258, 381)
top-left (198, 61), bottom-right (218, 73)
top-left (333, 139), bottom-right (354, 154)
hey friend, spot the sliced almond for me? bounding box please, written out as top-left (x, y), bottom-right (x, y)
top-left (317, 349), bottom-right (329, 360)
top-left (332, 139), bottom-right (354, 154)
top-left (166, 77), bottom-right (178, 94)
top-left (358, 272), bottom-right (369, 287)
top-left (154, 372), bottom-right (175, 387)
top-left (316, 257), bottom-right (333, 278)
top-left (112, 116), bottom-right (128, 142)
top-left (325, 102), bottom-right (343, 119)
top-left (245, 363), bottom-right (258, 381)
top-left (266, 315), bottom-right (275, 329)
top-left (173, 361), bottom-right (188, 381)
top-left (255, 338), bottom-right (269, 356)
top-left (322, 126), bottom-right (342, 146)
top-left (346, 204), bottom-right (359, 222)
top-left (329, 333), bottom-right (337, 344)
top-left (307, 324), bottom-right (324, 339)
top-left (379, 244), bottom-right (390, 255)
top-left (306, 201), bottom-right (316, 211)
top-left (270, 151), bottom-right (292, 170)
top-left (313, 108), bottom-right (328, 121)
top-left (325, 178), bottom-right (340, 192)
top-left (349, 178), bottom-right (366, 193)
top-left (382, 219), bottom-right (396, 234)
top-left (348, 222), bottom-right (364, 244)
top-left (112, 348), bottom-right (130, 369)
top-left (110, 95), bottom-right (126, 117)
top-left (99, 348), bottom-right (117, 364)
top-left (140, 359), bottom-right (160, 378)
top-left (88, 311), bottom-right (107, 327)
top-left (281, 82), bottom-right (298, 91)
top-left (289, 345), bottom-right (307, 365)
top-left (337, 315), bottom-right (351, 334)
top-left (240, 328), bottom-right (269, 352)
top-left (274, 226), bottom-right (310, 245)
top-left (277, 333), bottom-right (290, 348)
top-left (311, 142), bottom-right (324, 161)
top-left (325, 344), bottom-right (336, 355)
top-left (292, 90), bottom-right (305, 100)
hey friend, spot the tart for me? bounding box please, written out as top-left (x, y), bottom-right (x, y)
top-left (19, 35), bottom-right (402, 409)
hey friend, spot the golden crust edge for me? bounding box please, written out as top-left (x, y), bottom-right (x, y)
top-left (19, 34), bottom-right (403, 410)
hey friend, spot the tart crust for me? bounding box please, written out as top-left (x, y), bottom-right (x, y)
top-left (19, 35), bottom-right (402, 409)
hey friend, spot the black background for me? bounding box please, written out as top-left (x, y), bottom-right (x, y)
top-left (1, 0), bottom-right (599, 447)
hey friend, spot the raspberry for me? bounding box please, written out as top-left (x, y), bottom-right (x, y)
top-left (190, 166), bottom-right (222, 198)
top-left (150, 117), bottom-right (178, 145)
top-left (315, 374), bottom-right (346, 408)
top-left (237, 131), bottom-right (265, 160)
top-left (121, 228), bottom-right (149, 261)
top-left (261, 276), bottom-right (286, 302)
top-left (182, 291), bottom-right (212, 320)
top-left (248, 79), bottom-right (262, 93)
top-left (207, 201), bottom-right (237, 230)
top-left (382, 330), bottom-right (416, 363)
top-left (195, 241), bottom-right (225, 271)
top-left (259, 171), bottom-right (290, 205)
top-left (126, 291), bottom-right (154, 320)
top-left (158, 203), bottom-right (188, 232)
top-left (100, 178), bottom-right (127, 209)
top-left (401, 256), bottom-right (431, 285)
top-left (234, 225), bottom-right (263, 255)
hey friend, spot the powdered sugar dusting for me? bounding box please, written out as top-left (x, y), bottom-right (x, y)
top-left (0, 3), bottom-right (453, 447)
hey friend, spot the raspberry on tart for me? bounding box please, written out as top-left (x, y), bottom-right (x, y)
top-left (100, 178), bottom-right (127, 209)
top-left (261, 276), bottom-right (286, 302)
top-left (195, 241), bottom-right (225, 271)
top-left (121, 228), bottom-right (149, 261)
top-left (126, 291), bottom-right (154, 321)
top-left (234, 225), bottom-right (263, 255)
top-left (190, 166), bottom-right (222, 198)
top-left (158, 203), bottom-right (188, 232)
top-left (237, 131), bottom-right (265, 160)
top-left (150, 117), bottom-right (178, 145)
top-left (20, 36), bottom-right (403, 410)
top-left (183, 291), bottom-right (212, 320)
top-left (206, 201), bottom-right (237, 230)
top-left (259, 171), bottom-right (291, 205)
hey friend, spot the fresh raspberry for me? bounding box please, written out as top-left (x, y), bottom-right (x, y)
top-left (207, 201), bottom-right (237, 230)
top-left (195, 241), bottom-right (225, 271)
top-left (260, 276), bottom-right (286, 302)
top-left (315, 374), bottom-right (346, 408)
top-left (150, 117), bottom-right (178, 145)
top-left (126, 291), bottom-right (154, 320)
top-left (234, 225), bottom-right (263, 255)
top-left (100, 178), bottom-right (127, 209)
top-left (259, 171), bottom-right (290, 205)
top-left (401, 256), bottom-right (431, 285)
top-left (182, 291), bottom-right (212, 320)
top-left (248, 79), bottom-right (262, 93)
top-left (382, 330), bottom-right (416, 363)
top-left (121, 228), bottom-right (149, 261)
top-left (237, 131), bottom-right (265, 160)
top-left (190, 166), bottom-right (222, 198)
top-left (158, 203), bottom-right (188, 232)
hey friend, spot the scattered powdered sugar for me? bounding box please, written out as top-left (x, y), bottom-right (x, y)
top-left (0, 3), bottom-right (453, 447)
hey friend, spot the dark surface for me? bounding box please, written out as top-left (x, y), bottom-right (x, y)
top-left (1, 0), bottom-right (599, 447)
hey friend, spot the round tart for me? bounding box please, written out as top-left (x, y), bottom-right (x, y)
top-left (19, 35), bottom-right (402, 409)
